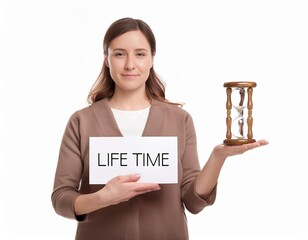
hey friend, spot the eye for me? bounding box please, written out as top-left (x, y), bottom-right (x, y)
top-left (136, 52), bottom-right (146, 57)
top-left (114, 51), bottom-right (125, 57)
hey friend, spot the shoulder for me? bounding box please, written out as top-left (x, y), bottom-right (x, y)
top-left (153, 100), bottom-right (189, 113)
top-left (151, 100), bottom-right (193, 122)
top-left (69, 105), bottom-right (92, 120)
top-left (68, 98), bottom-right (109, 122)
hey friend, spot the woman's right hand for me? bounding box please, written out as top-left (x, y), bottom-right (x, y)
top-left (100, 174), bottom-right (161, 206)
top-left (74, 174), bottom-right (160, 215)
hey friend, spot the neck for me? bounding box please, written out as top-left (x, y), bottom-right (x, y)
top-left (109, 91), bottom-right (150, 110)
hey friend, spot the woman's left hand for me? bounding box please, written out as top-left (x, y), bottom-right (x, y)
top-left (212, 139), bottom-right (269, 161)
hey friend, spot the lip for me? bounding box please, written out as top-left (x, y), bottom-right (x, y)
top-left (121, 74), bottom-right (140, 78)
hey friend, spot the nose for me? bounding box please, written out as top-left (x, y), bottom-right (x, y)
top-left (125, 55), bottom-right (135, 70)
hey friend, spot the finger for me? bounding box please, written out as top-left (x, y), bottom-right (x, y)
top-left (241, 140), bottom-right (268, 152)
top-left (257, 139), bottom-right (269, 146)
top-left (134, 183), bottom-right (161, 193)
top-left (111, 174), bottom-right (141, 183)
top-left (247, 140), bottom-right (268, 149)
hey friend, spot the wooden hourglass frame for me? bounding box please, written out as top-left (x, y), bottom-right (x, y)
top-left (223, 81), bottom-right (257, 145)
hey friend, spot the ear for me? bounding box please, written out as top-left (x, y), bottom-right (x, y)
top-left (150, 55), bottom-right (154, 68)
top-left (104, 55), bottom-right (109, 68)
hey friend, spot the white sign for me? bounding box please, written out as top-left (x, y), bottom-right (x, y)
top-left (89, 137), bottom-right (178, 184)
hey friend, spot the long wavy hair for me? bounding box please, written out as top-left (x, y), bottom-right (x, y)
top-left (87, 17), bottom-right (181, 106)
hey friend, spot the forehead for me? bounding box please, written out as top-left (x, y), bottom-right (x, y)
top-left (109, 30), bottom-right (151, 50)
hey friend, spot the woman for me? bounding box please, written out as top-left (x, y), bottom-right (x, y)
top-left (51, 17), bottom-right (268, 240)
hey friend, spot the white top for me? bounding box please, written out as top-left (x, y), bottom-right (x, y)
top-left (111, 107), bottom-right (150, 137)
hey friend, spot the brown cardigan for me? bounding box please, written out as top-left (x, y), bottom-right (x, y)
top-left (51, 98), bottom-right (217, 240)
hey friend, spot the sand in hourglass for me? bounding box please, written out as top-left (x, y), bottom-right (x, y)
top-left (233, 105), bottom-right (245, 138)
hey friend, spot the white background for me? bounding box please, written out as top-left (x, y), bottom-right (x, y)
top-left (1, 0), bottom-right (307, 239)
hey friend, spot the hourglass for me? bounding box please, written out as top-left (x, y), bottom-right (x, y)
top-left (223, 82), bottom-right (257, 145)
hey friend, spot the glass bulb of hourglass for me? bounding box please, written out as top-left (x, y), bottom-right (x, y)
top-left (233, 105), bottom-right (245, 113)
top-left (231, 105), bottom-right (247, 139)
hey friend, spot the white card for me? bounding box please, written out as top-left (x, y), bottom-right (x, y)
top-left (89, 137), bottom-right (178, 184)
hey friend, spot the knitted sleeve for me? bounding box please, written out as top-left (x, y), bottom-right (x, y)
top-left (51, 112), bottom-right (83, 220)
top-left (180, 113), bottom-right (217, 214)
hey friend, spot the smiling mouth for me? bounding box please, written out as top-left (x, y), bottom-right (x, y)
top-left (122, 74), bottom-right (139, 78)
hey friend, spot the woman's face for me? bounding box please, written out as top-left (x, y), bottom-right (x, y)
top-left (105, 30), bottom-right (154, 95)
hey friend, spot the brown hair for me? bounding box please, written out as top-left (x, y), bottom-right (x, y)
top-left (87, 17), bottom-right (180, 106)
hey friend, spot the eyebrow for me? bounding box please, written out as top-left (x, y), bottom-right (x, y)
top-left (112, 48), bottom-right (149, 52)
